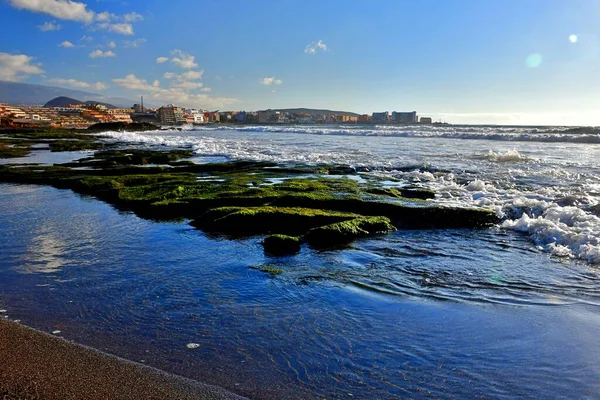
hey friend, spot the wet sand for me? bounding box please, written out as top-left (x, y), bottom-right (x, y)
top-left (0, 318), bottom-right (247, 400)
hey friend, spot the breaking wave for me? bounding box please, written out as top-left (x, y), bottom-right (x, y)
top-left (186, 124), bottom-right (600, 144)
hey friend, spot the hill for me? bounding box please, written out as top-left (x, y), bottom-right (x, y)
top-left (44, 96), bottom-right (83, 108)
top-left (44, 96), bottom-right (118, 109)
top-left (0, 81), bottom-right (135, 108)
top-left (272, 108), bottom-right (361, 117)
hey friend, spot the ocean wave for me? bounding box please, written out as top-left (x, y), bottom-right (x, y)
top-left (188, 124), bottom-right (600, 144)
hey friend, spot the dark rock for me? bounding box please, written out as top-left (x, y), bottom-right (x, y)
top-left (263, 234), bottom-right (302, 255)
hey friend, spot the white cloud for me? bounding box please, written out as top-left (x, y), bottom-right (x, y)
top-left (123, 39), bottom-right (146, 48)
top-left (171, 49), bottom-right (197, 69)
top-left (108, 41), bottom-right (116, 49)
top-left (163, 72), bottom-right (175, 79)
top-left (0, 53), bottom-right (44, 82)
top-left (123, 12), bottom-right (143, 22)
top-left (304, 40), bottom-right (328, 55)
top-left (97, 22), bottom-right (134, 35)
top-left (112, 73), bottom-right (237, 108)
top-left (89, 49), bottom-right (116, 58)
top-left (113, 74), bottom-right (160, 92)
top-left (47, 78), bottom-right (108, 91)
top-left (39, 21), bottom-right (61, 31)
top-left (260, 76), bottom-right (283, 85)
top-left (80, 35), bottom-right (93, 42)
top-left (156, 56), bottom-right (169, 64)
top-left (95, 11), bottom-right (115, 22)
top-left (171, 81), bottom-right (204, 91)
top-left (59, 40), bottom-right (74, 48)
top-left (180, 70), bottom-right (204, 80)
top-left (9, 0), bottom-right (94, 23)
top-left (201, 87), bottom-right (211, 92)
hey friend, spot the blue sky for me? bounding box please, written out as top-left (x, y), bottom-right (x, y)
top-left (1, 0), bottom-right (599, 125)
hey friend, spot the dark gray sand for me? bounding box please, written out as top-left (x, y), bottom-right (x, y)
top-left (0, 319), bottom-right (248, 400)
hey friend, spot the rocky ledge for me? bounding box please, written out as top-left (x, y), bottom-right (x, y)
top-left (0, 130), bottom-right (498, 254)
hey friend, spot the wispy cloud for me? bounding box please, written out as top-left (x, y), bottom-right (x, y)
top-left (304, 40), bottom-right (328, 55)
top-left (97, 22), bottom-right (134, 35)
top-left (156, 56), bottom-right (169, 64)
top-left (108, 41), bottom-right (116, 49)
top-left (113, 73), bottom-right (235, 108)
top-left (123, 12), bottom-right (143, 22)
top-left (0, 52), bottom-right (44, 82)
top-left (48, 78), bottom-right (107, 91)
top-left (171, 49), bottom-right (198, 69)
top-left (58, 40), bottom-right (75, 48)
top-left (89, 49), bottom-right (116, 58)
top-left (260, 76), bottom-right (283, 85)
top-left (123, 38), bottom-right (147, 48)
top-left (38, 20), bottom-right (61, 31)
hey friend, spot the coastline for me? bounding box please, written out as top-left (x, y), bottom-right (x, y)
top-left (0, 318), bottom-right (247, 400)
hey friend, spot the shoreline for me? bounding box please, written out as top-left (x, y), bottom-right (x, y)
top-left (0, 318), bottom-right (247, 400)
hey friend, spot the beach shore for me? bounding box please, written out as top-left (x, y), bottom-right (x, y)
top-left (0, 318), bottom-right (247, 400)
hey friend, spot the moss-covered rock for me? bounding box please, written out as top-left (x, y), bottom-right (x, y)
top-left (250, 264), bottom-right (284, 275)
top-left (304, 216), bottom-right (396, 248)
top-left (263, 234), bottom-right (302, 255)
top-left (0, 143), bottom-right (31, 158)
top-left (191, 206), bottom-right (359, 236)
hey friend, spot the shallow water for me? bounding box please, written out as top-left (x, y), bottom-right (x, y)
top-left (1, 183), bottom-right (600, 399)
top-left (2, 125), bottom-right (600, 399)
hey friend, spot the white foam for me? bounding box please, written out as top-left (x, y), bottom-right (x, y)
top-left (486, 149), bottom-right (530, 162)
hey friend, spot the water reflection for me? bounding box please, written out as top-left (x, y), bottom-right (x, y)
top-left (19, 226), bottom-right (68, 274)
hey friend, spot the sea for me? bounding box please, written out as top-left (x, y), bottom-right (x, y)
top-left (1, 124), bottom-right (600, 399)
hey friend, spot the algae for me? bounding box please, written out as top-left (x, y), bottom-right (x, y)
top-left (0, 141), bottom-right (500, 251)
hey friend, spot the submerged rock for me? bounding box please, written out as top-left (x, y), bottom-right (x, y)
top-left (263, 234), bottom-right (302, 255)
top-left (305, 216), bottom-right (396, 248)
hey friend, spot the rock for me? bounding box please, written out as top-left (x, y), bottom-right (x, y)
top-left (304, 216), bottom-right (396, 248)
top-left (263, 234), bottom-right (302, 255)
top-left (191, 206), bottom-right (358, 236)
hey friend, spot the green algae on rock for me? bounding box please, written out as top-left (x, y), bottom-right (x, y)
top-left (0, 145), bottom-right (500, 251)
top-left (0, 142), bottom-right (31, 158)
top-left (250, 264), bottom-right (284, 275)
top-left (305, 216), bottom-right (396, 248)
top-left (192, 206), bottom-right (360, 236)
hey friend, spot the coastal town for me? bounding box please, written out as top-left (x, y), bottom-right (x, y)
top-left (0, 98), bottom-right (435, 128)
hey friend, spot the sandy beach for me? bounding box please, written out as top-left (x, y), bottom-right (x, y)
top-left (0, 318), bottom-right (247, 400)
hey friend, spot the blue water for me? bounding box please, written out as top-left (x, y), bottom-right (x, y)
top-left (1, 183), bottom-right (600, 399)
top-left (2, 125), bottom-right (600, 399)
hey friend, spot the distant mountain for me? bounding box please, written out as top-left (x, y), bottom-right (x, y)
top-left (44, 96), bottom-right (118, 109)
top-left (44, 96), bottom-right (83, 108)
top-left (0, 81), bottom-right (137, 108)
top-left (272, 108), bottom-right (361, 117)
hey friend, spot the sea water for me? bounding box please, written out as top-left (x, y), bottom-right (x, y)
top-left (1, 124), bottom-right (600, 399)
